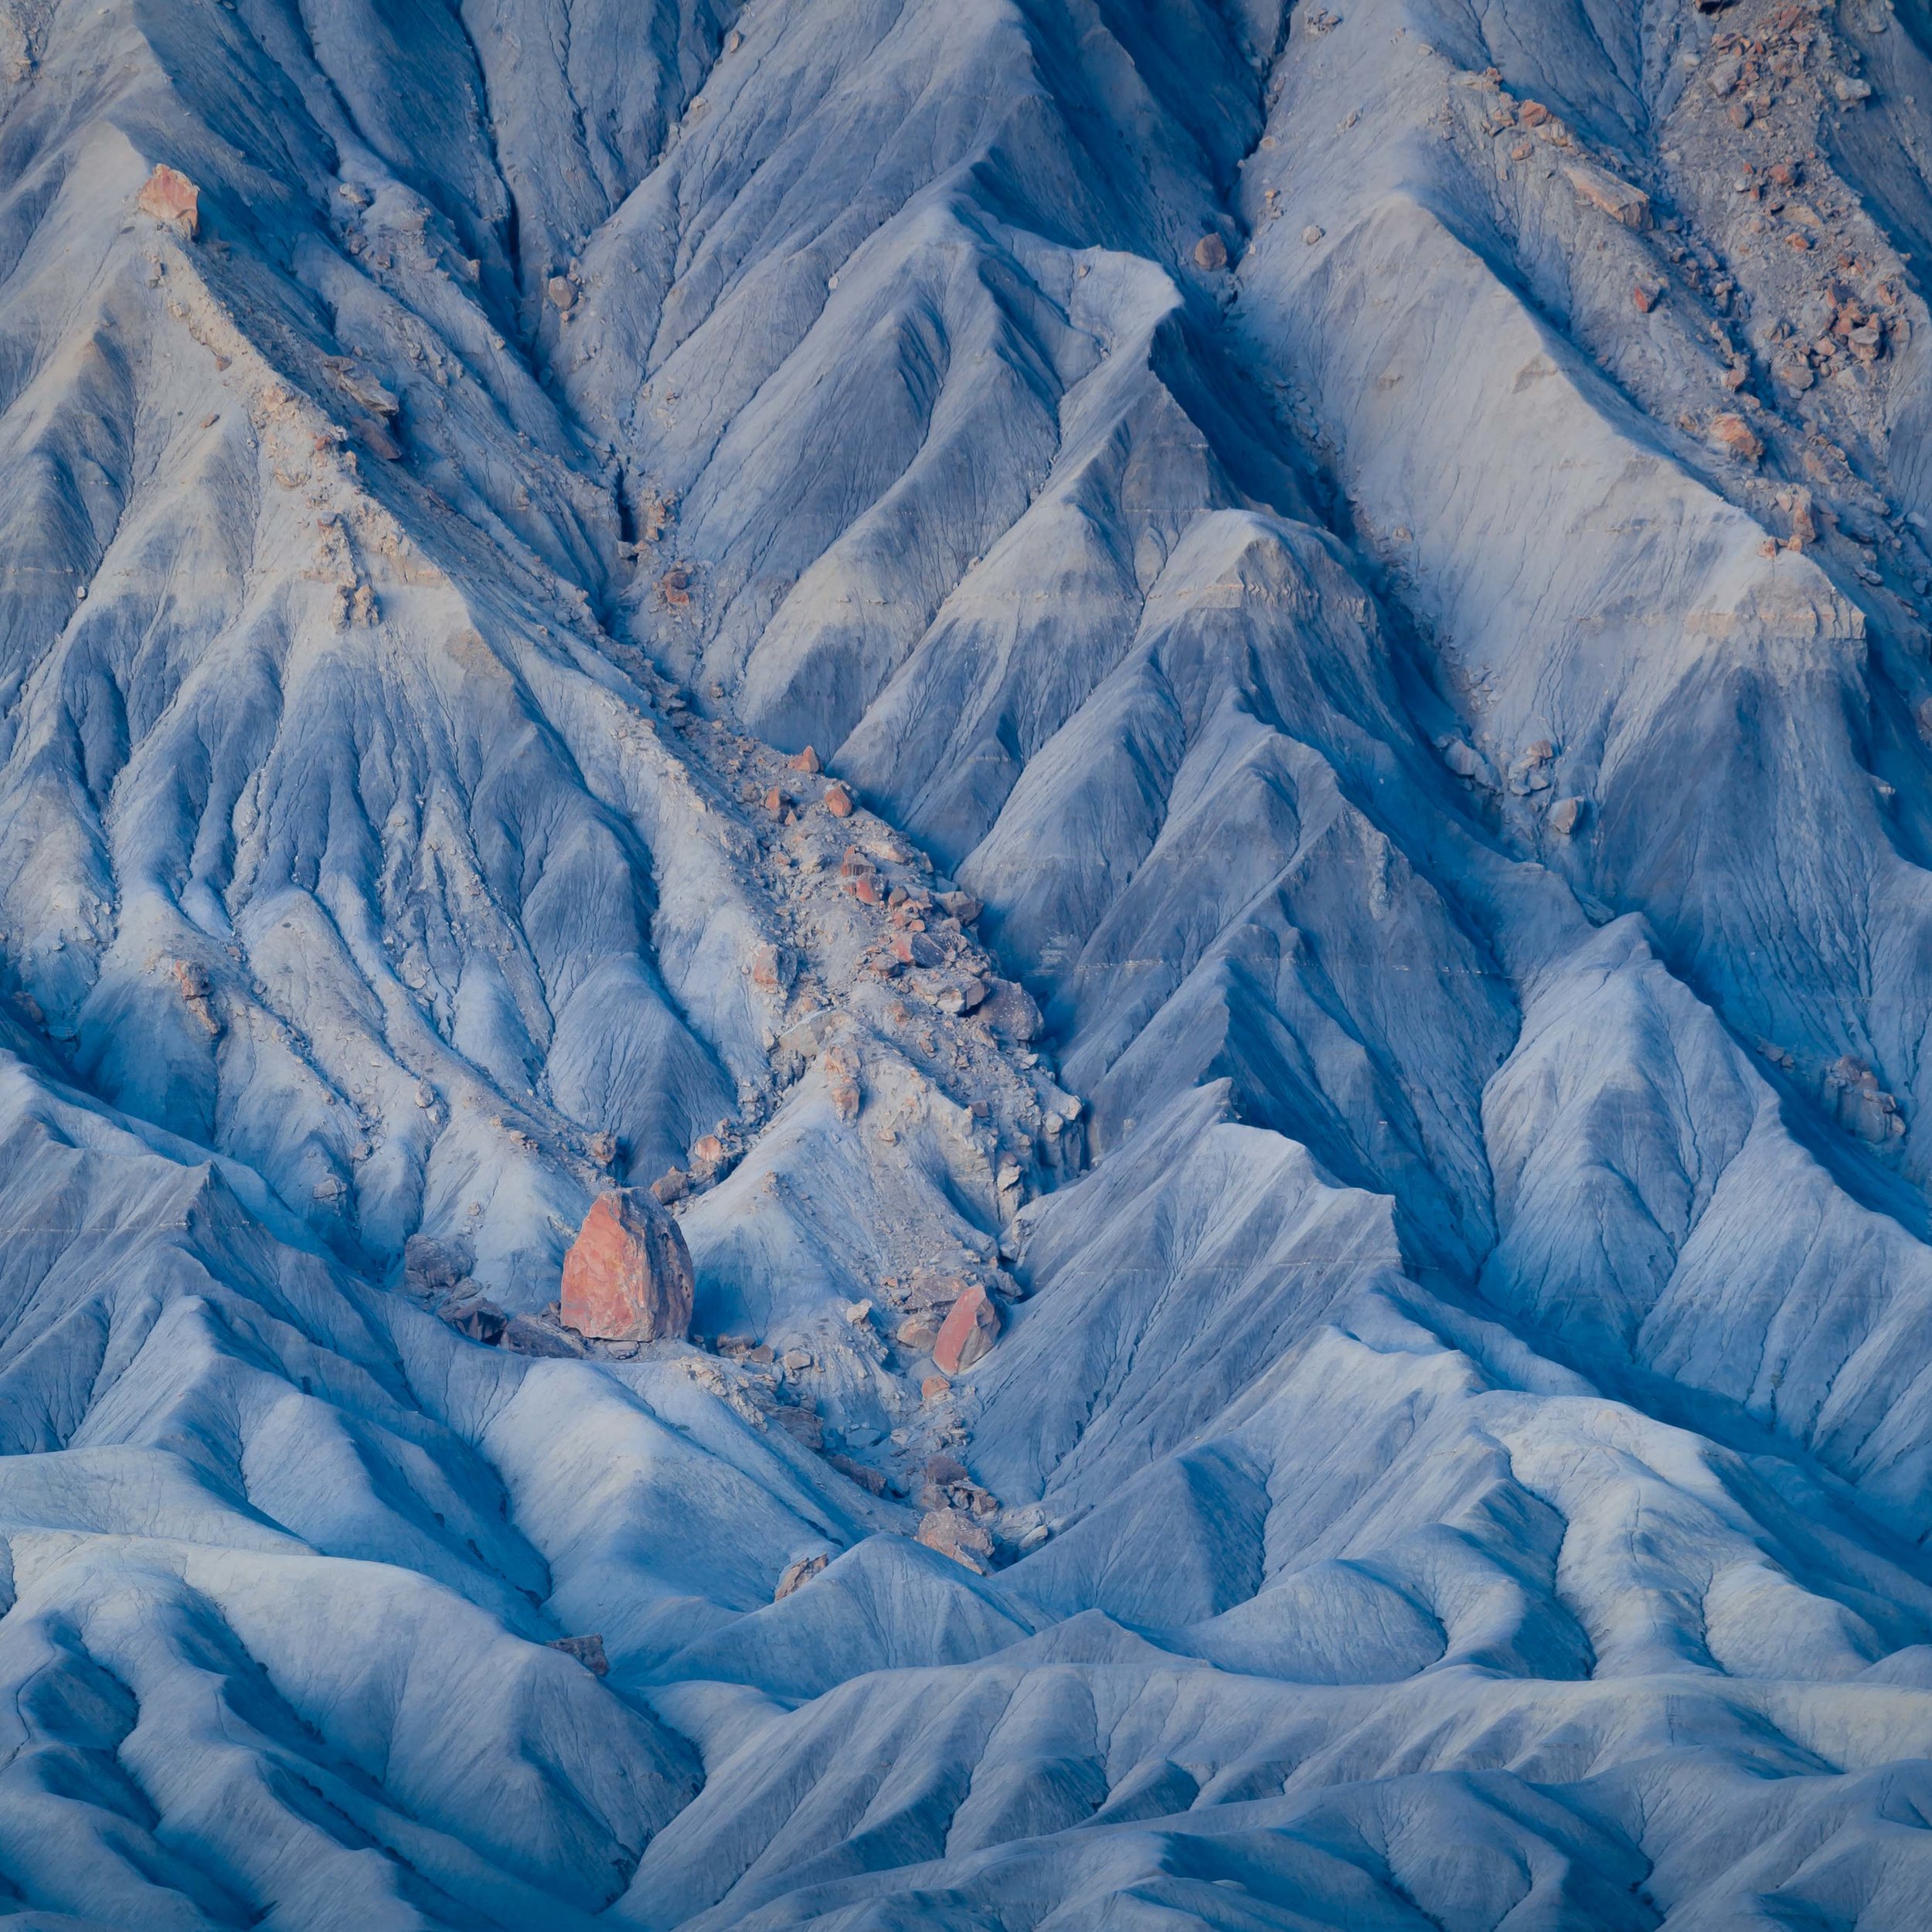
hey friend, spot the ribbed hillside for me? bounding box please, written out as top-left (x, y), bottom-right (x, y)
top-left (5, 1), bottom-right (1932, 1927)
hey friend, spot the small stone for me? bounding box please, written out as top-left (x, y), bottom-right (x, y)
top-left (1547, 796), bottom-right (1585, 837)
top-left (650, 1166), bottom-right (689, 1205)
top-left (774, 1554), bottom-right (827, 1600)
top-left (917, 1508), bottom-right (995, 1572)
top-left (748, 942), bottom-right (793, 992)
top-left (548, 1634), bottom-right (609, 1675)
top-left (403, 1233), bottom-right (472, 1293)
top-left (823, 781), bottom-right (854, 817)
top-left (501, 1315), bottom-right (587, 1358)
top-left (789, 744), bottom-right (822, 774)
top-left (1825, 1055), bottom-right (1904, 1143)
top-left (446, 1298), bottom-right (508, 1344)
top-left (977, 978), bottom-right (1042, 1043)
top-left (1301, 224), bottom-right (1325, 245)
top-left (823, 1042), bottom-right (863, 1121)
top-left (921, 1374), bottom-right (951, 1402)
top-left (781, 1348), bottom-right (813, 1372)
top-left (587, 1130), bottom-right (619, 1166)
top-left (1564, 162), bottom-right (1651, 230)
top-left (896, 1313), bottom-right (943, 1353)
top-left (1707, 412), bottom-right (1764, 461)
top-left (1729, 99), bottom-right (1753, 128)
top-left (892, 930), bottom-right (943, 967)
top-left (828, 1454), bottom-right (886, 1495)
top-left (545, 274), bottom-right (575, 311)
top-left (1833, 76), bottom-right (1873, 104)
top-left (932, 1284), bottom-right (999, 1375)
top-left (138, 165), bottom-right (199, 237)
top-left (763, 784), bottom-right (784, 815)
top-left (1507, 741), bottom-right (1556, 797)
top-left (1192, 232), bottom-right (1228, 271)
top-left (774, 1405), bottom-right (823, 1448)
top-left (560, 1189), bottom-right (695, 1343)
top-left (1441, 738), bottom-right (1491, 784)
top-left (902, 1270), bottom-right (968, 1311)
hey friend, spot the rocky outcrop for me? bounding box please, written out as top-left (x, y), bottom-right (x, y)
top-left (560, 1190), bottom-right (695, 1342)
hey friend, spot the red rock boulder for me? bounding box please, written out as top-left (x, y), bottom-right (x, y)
top-left (932, 1283), bottom-right (998, 1374)
top-left (138, 165), bottom-right (200, 236)
top-left (560, 1189), bottom-right (694, 1342)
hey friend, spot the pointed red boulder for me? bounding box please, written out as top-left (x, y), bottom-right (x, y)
top-left (931, 1283), bottom-right (998, 1375)
top-left (560, 1189), bottom-right (694, 1342)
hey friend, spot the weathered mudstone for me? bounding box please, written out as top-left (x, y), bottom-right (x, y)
top-left (560, 1189), bottom-right (694, 1342)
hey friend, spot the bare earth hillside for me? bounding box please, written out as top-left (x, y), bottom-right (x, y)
top-left (7, 0), bottom-right (1932, 1925)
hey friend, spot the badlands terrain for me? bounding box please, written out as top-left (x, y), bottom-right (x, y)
top-left (5, 0), bottom-right (1932, 1923)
